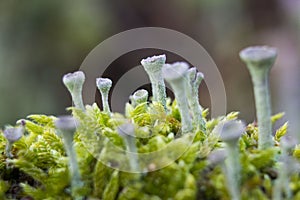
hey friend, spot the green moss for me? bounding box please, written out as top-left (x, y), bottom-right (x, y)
top-left (0, 99), bottom-right (296, 200)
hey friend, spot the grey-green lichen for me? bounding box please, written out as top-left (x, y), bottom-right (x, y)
top-left (3, 120), bottom-right (25, 158)
top-left (96, 77), bottom-right (113, 115)
top-left (0, 47), bottom-right (299, 200)
top-left (129, 89), bottom-right (148, 108)
top-left (117, 123), bottom-right (140, 172)
top-left (55, 115), bottom-right (84, 200)
top-left (214, 120), bottom-right (245, 200)
top-left (186, 67), bottom-right (206, 132)
top-left (63, 71), bottom-right (86, 111)
top-left (240, 46), bottom-right (277, 150)
top-left (141, 54), bottom-right (167, 110)
top-left (162, 62), bottom-right (193, 134)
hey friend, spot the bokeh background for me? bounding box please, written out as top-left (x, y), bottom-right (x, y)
top-left (0, 0), bottom-right (299, 131)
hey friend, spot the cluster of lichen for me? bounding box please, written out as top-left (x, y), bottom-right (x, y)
top-left (0, 46), bottom-right (300, 200)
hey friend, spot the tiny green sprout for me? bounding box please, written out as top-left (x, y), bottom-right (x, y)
top-left (96, 77), bottom-right (112, 115)
top-left (162, 62), bottom-right (193, 134)
top-left (214, 120), bottom-right (245, 200)
top-left (117, 123), bottom-right (139, 172)
top-left (141, 54), bottom-right (167, 110)
top-left (63, 71), bottom-right (85, 110)
top-left (186, 67), bottom-right (206, 132)
top-left (239, 46), bottom-right (277, 150)
top-left (55, 116), bottom-right (83, 199)
top-left (3, 120), bottom-right (25, 158)
top-left (129, 89), bottom-right (148, 108)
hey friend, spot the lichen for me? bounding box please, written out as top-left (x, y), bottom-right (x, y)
top-left (0, 47), bottom-right (299, 199)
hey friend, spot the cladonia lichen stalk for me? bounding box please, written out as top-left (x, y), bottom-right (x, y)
top-left (215, 120), bottom-right (245, 200)
top-left (141, 55), bottom-right (167, 110)
top-left (4, 120), bottom-right (25, 158)
top-left (117, 123), bottom-right (139, 172)
top-left (96, 78), bottom-right (112, 115)
top-left (273, 136), bottom-right (298, 200)
top-left (240, 46), bottom-right (277, 150)
top-left (55, 116), bottom-right (83, 200)
top-left (186, 67), bottom-right (206, 132)
top-left (63, 71), bottom-right (85, 110)
top-left (130, 89), bottom-right (148, 108)
top-left (162, 62), bottom-right (193, 134)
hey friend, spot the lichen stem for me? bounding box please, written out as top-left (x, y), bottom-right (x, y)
top-left (62, 131), bottom-right (82, 193)
top-left (130, 89), bottom-right (148, 108)
top-left (62, 71), bottom-right (85, 110)
top-left (186, 68), bottom-right (206, 132)
top-left (55, 116), bottom-right (83, 200)
top-left (96, 78), bottom-right (112, 115)
top-left (141, 55), bottom-right (167, 110)
top-left (225, 145), bottom-right (240, 200)
top-left (240, 46), bottom-right (277, 149)
top-left (117, 123), bottom-right (139, 172)
top-left (4, 122), bottom-right (25, 158)
top-left (215, 120), bottom-right (245, 200)
top-left (273, 136), bottom-right (298, 200)
top-left (162, 62), bottom-right (193, 134)
top-left (5, 142), bottom-right (13, 158)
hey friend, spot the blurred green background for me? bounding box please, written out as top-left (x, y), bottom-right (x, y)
top-left (0, 0), bottom-right (299, 127)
